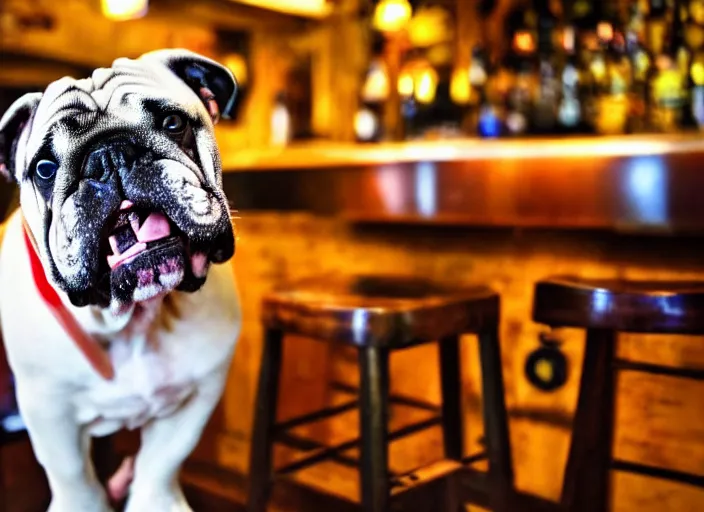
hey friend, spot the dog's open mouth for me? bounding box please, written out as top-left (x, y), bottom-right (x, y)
top-left (103, 200), bottom-right (209, 304)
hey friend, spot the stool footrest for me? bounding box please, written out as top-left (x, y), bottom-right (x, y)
top-left (275, 416), bottom-right (442, 476)
top-left (390, 460), bottom-right (464, 496)
top-left (613, 359), bottom-right (704, 381)
top-left (275, 430), bottom-right (375, 473)
top-left (275, 430), bottom-right (488, 477)
top-left (330, 381), bottom-right (441, 413)
top-left (274, 399), bottom-right (359, 433)
top-left (611, 459), bottom-right (704, 488)
top-left (461, 451), bottom-right (488, 466)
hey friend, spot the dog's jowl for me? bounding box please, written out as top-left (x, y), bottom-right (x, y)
top-left (0, 49), bottom-right (242, 512)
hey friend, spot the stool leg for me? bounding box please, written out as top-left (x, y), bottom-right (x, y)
top-left (439, 335), bottom-right (464, 461)
top-left (247, 328), bottom-right (284, 512)
top-left (359, 346), bottom-right (390, 512)
top-left (560, 328), bottom-right (616, 512)
top-left (478, 325), bottom-right (514, 512)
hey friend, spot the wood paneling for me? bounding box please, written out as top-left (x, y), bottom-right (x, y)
top-left (214, 213), bottom-right (704, 509)
top-left (212, 0), bottom-right (366, 149)
top-left (0, 0), bottom-right (216, 68)
top-left (0, 0), bottom-right (309, 70)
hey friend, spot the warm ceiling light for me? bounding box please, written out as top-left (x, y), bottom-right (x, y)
top-left (230, 0), bottom-right (330, 18)
top-left (373, 0), bottom-right (412, 33)
top-left (101, 0), bottom-right (148, 20)
top-left (408, 6), bottom-right (452, 47)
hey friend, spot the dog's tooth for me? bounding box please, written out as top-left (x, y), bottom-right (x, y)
top-left (107, 242), bottom-right (147, 269)
top-left (190, 252), bottom-right (209, 278)
top-left (120, 200), bottom-right (134, 211)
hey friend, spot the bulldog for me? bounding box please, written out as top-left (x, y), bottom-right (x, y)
top-left (0, 49), bottom-right (242, 512)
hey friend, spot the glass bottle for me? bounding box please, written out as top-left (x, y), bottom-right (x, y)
top-left (473, 45), bottom-right (504, 138)
top-left (532, 0), bottom-right (560, 134)
top-left (626, 0), bottom-right (652, 133)
top-left (504, 5), bottom-right (537, 136)
top-left (594, 1), bottom-right (632, 134)
top-left (270, 91), bottom-right (291, 147)
top-left (572, 0), bottom-right (599, 132)
top-left (558, 1), bottom-right (584, 132)
top-left (649, 0), bottom-right (687, 132)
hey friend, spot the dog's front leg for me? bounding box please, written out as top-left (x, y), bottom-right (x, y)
top-left (16, 388), bottom-right (111, 512)
top-left (125, 366), bottom-right (229, 512)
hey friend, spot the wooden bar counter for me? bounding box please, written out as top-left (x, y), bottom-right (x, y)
top-left (190, 134), bottom-right (704, 511)
top-left (220, 133), bottom-right (704, 233)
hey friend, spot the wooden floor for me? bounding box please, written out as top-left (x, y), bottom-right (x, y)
top-left (181, 459), bottom-right (559, 512)
top-left (0, 435), bottom-right (51, 512)
top-left (3, 431), bottom-right (558, 512)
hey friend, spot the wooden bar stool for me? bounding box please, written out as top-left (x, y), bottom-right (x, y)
top-left (532, 276), bottom-right (704, 512)
top-left (247, 274), bottom-right (515, 512)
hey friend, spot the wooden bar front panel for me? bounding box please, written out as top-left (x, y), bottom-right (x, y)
top-left (203, 213), bottom-right (704, 510)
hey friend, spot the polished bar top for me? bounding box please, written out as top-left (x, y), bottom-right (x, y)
top-left (221, 133), bottom-right (704, 172)
top-left (220, 133), bottom-right (704, 233)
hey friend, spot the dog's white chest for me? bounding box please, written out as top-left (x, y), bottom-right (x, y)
top-left (76, 335), bottom-right (196, 435)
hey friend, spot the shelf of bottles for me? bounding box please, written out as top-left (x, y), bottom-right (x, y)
top-left (354, 0), bottom-right (704, 142)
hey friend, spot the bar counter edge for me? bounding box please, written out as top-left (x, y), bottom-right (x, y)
top-left (220, 134), bottom-right (704, 233)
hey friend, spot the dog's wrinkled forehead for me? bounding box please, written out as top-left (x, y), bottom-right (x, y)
top-left (0, 49), bottom-right (237, 185)
top-left (23, 59), bottom-right (209, 165)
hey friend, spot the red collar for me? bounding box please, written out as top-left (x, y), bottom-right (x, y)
top-left (22, 218), bottom-right (114, 381)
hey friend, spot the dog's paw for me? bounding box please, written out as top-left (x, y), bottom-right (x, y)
top-left (47, 496), bottom-right (113, 512)
top-left (46, 480), bottom-right (113, 512)
top-left (124, 485), bottom-right (193, 512)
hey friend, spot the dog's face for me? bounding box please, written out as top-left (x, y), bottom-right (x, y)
top-left (0, 49), bottom-right (238, 310)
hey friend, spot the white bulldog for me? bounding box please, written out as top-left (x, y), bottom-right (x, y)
top-left (0, 49), bottom-right (242, 512)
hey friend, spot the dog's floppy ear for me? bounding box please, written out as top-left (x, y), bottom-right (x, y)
top-left (138, 49), bottom-right (238, 124)
top-left (0, 93), bottom-right (42, 182)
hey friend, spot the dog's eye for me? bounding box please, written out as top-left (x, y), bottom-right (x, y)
top-left (35, 160), bottom-right (58, 181)
top-left (162, 114), bottom-right (185, 134)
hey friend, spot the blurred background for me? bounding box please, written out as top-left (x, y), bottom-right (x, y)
top-left (6, 0), bottom-right (704, 153)
top-left (4, 1), bottom-right (704, 511)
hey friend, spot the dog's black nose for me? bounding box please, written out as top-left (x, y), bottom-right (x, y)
top-left (83, 140), bottom-right (138, 182)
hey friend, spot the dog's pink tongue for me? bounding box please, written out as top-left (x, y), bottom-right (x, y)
top-left (107, 212), bottom-right (172, 270)
top-left (136, 212), bottom-right (171, 243)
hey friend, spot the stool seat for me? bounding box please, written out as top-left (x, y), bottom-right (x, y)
top-left (533, 275), bottom-right (704, 334)
top-left (262, 274), bottom-right (499, 347)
